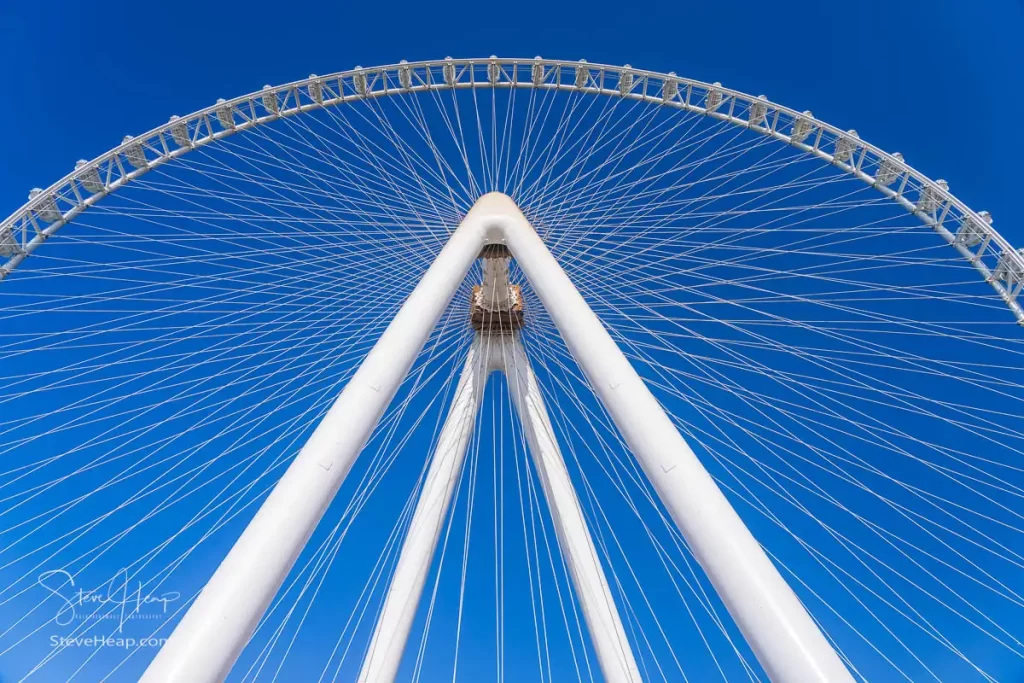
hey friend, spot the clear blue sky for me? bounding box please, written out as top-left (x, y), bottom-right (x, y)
top-left (2, 1), bottom-right (1024, 681)
top-left (2, 0), bottom-right (1023, 243)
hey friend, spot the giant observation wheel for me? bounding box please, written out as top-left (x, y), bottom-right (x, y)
top-left (0, 57), bottom-right (1022, 682)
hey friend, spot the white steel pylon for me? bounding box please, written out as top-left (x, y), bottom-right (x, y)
top-left (142, 193), bottom-right (854, 683)
top-left (358, 249), bottom-right (642, 682)
top-left (502, 333), bottom-right (644, 683)
top-left (356, 336), bottom-right (488, 683)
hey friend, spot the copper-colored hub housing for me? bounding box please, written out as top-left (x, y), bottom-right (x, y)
top-left (470, 245), bottom-right (524, 332)
top-left (470, 284), bottom-right (524, 332)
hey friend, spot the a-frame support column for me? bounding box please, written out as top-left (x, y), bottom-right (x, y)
top-left (357, 337), bottom-right (489, 683)
top-left (143, 192), bottom-right (852, 683)
top-left (359, 328), bottom-right (642, 683)
top-left (141, 204), bottom-right (492, 683)
top-left (502, 334), bottom-right (643, 683)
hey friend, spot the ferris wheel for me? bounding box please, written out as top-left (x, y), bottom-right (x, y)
top-left (1, 57), bottom-right (1022, 682)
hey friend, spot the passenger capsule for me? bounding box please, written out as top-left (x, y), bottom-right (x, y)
top-left (261, 86), bottom-right (279, 113)
top-left (399, 60), bottom-right (412, 89)
top-left (169, 116), bottom-right (191, 148)
top-left (875, 153), bottom-right (904, 187)
top-left (75, 160), bottom-right (105, 194)
top-left (488, 56), bottom-right (500, 85)
top-left (791, 111), bottom-right (814, 143)
top-left (122, 135), bottom-right (148, 169)
top-left (705, 83), bottom-right (723, 112)
top-left (749, 95), bottom-right (768, 125)
top-left (532, 57), bottom-right (545, 86)
top-left (956, 210), bottom-right (991, 247)
top-left (833, 129), bottom-right (858, 163)
top-left (916, 179), bottom-right (948, 214)
top-left (216, 99), bottom-right (235, 129)
top-left (308, 75), bottom-right (323, 103)
top-left (353, 68), bottom-right (367, 96)
top-left (0, 227), bottom-right (17, 256)
top-left (443, 58), bottom-right (456, 87)
top-left (662, 72), bottom-right (678, 101)
top-left (618, 66), bottom-right (634, 96)
top-left (994, 248), bottom-right (1024, 287)
top-left (575, 60), bottom-right (588, 89)
top-left (28, 188), bottom-right (61, 222)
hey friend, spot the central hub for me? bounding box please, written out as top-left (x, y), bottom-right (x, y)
top-left (470, 244), bottom-right (524, 332)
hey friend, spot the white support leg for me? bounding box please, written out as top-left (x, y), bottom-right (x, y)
top-left (141, 217), bottom-right (490, 683)
top-left (502, 334), bottom-right (643, 683)
top-left (145, 192), bottom-right (851, 683)
top-left (358, 337), bottom-right (489, 683)
top-left (487, 194), bottom-right (853, 683)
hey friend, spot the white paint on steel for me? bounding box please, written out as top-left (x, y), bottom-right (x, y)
top-left (357, 332), bottom-right (641, 683)
top-left (3, 59), bottom-right (1021, 321)
top-left (357, 337), bottom-right (489, 683)
top-left (140, 207), bottom-right (497, 683)
top-left (503, 333), bottom-right (643, 683)
top-left (144, 192), bottom-right (853, 682)
top-left (488, 192), bottom-right (854, 682)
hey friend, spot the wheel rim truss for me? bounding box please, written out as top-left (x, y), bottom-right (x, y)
top-left (2, 56), bottom-right (1022, 322)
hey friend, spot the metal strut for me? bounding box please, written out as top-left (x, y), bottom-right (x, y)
top-left (142, 193), bottom-right (853, 683)
top-left (357, 335), bottom-right (489, 683)
top-left (358, 248), bottom-right (641, 682)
